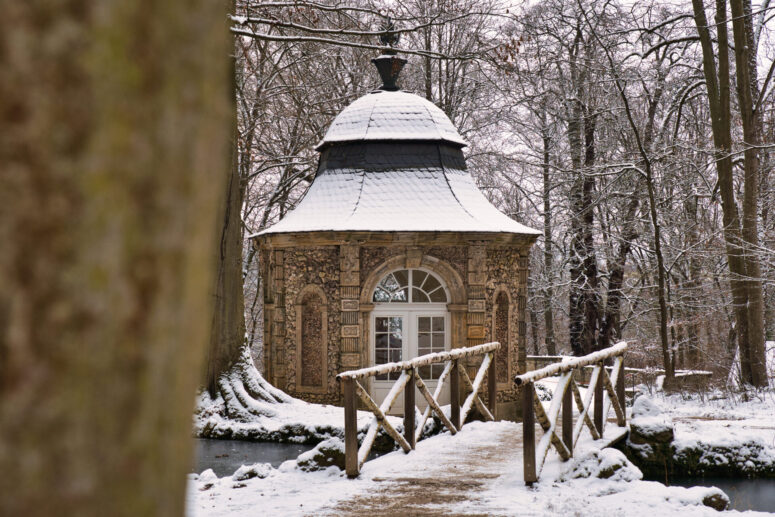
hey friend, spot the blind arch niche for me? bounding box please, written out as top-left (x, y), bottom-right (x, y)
top-left (294, 285), bottom-right (328, 393)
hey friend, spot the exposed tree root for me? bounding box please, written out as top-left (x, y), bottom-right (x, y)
top-left (209, 347), bottom-right (293, 422)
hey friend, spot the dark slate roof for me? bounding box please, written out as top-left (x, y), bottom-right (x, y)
top-left (254, 142), bottom-right (540, 236)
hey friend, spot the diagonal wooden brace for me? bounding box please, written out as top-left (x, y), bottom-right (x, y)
top-left (355, 382), bottom-right (411, 453)
top-left (571, 377), bottom-right (600, 445)
top-left (415, 361), bottom-right (453, 441)
top-left (600, 360), bottom-right (625, 426)
top-left (458, 355), bottom-right (495, 422)
top-left (415, 374), bottom-right (458, 435)
top-left (533, 375), bottom-right (572, 474)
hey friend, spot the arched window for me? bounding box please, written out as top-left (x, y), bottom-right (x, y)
top-left (494, 291), bottom-right (510, 383)
top-left (372, 269), bottom-right (448, 303)
top-left (370, 268), bottom-right (450, 409)
top-left (296, 288), bottom-right (327, 392)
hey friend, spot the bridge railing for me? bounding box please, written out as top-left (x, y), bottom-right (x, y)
top-left (514, 341), bottom-right (628, 484)
top-left (337, 342), bottom-right (500, 478)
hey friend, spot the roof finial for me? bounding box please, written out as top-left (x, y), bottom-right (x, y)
top-left (379, 17), bottom-right (400, 50)
top-left (372, 17), bottom-right (406, 91)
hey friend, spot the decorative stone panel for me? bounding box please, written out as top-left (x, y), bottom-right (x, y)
top-left (341, 325), bottom-right (359, 338)
top-left (467, 242), bottom-right (487, 349)
top-left (296, 288), bottom-right (327, 393)
top-left (341, 299), bottom-right (359, 311)
top-left (339, 244), bottom-right (361, 357)
top-left (340, 352), bottom-right (360, 369)
top-left (467, 325), bottom-right (486, 339)
top-left (468, 299), bottom-right (486, 312)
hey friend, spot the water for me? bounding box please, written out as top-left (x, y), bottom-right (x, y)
top-left (192, 439), bottom-right (314, 477)
top-left (670, 477), bottom-right (775, 512)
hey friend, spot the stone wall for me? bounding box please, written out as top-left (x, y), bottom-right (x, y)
top-left (282, 246), bottom-right (341, 404)
top-left (485, 247), bottom-right (528, 414)
top-left (261, 237), bottom-right (532, 415)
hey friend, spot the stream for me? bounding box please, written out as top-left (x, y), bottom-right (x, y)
top-left (670, 477), bottom-right (775, 512)
top-left (192, 438), bottom-right (314, 477)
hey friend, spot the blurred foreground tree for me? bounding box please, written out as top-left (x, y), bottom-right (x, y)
top-left (0, 1), bottom-right (231, 516)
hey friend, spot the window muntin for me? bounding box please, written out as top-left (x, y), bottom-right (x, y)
top-left (374, 316), bottom-right (403, 380)
top-left (373, 269), bottom-right (448, 304)
top-left (417, 316), bottom-right (446, 380)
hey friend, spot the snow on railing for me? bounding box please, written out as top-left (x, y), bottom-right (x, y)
top-left (514, 341), bottom-right (628, 484)
top-left (336, 342), bottom-right (500, 478)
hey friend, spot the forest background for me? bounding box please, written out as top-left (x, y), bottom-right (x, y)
top-left (231, 0), bottom-right (775, 389)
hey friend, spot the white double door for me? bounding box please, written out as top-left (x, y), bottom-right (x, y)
top-left (371, 307), bottom-right (450, 415)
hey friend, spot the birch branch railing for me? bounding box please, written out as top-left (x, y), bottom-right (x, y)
top-left (514, 341), bottom-right (628, 484)
top-left (337, 342), bottom-right (500, 478)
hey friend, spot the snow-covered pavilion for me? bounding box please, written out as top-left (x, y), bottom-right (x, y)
top-left (253, 52), bottom-right (539, 420)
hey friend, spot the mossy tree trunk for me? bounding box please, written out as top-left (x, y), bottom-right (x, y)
top-left (0, 2), bottom-right (231, 516)
top-left (205, 121), bottom-right (247, 396)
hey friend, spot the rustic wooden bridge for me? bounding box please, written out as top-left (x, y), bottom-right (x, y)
top-left (336, 342), bottom-right (629, 483)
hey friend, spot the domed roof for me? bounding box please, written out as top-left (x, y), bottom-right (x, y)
top-left (254, 52), bottom-right (539, 239)
top-left (316, 90), bottom-right (467, 150)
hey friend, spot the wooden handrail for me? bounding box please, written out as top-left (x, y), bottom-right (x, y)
top-left (337, 342), bottom-right (500, 380)
top-left (514, 341), bottom-right (628, 385)
top-left (516, 342), bottom-right (628, 484)
top-left (338, 342), bottom-right (500, 478)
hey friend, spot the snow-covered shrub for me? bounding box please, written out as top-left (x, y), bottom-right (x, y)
top-left (629, 396), bottom-right (674, 444)
top-left (534, 382), bottom-right (553, 401)
top-left (198, 468), bottom-right (218, 491)
top-left (296, 437), bottom-right (346, 471)
top-left (232, 462), bottom-right (273, 481)
top-left (559, 448), bottom-right (643, 483)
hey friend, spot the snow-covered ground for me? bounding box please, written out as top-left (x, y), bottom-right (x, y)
top-left (656, 389), bottom-right (775, 477)
top-left (188, 388), bottom-right (775, 516)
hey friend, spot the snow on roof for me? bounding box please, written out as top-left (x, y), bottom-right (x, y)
top-left (255, 88), bottom-right (539, 238)
top-left (316, 90), bottom-right (467, 149)
top-left (254, 162), bottom-right (540, 236)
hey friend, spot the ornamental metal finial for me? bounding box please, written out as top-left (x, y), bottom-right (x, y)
top-left (379, 17), bottom-right (400, 49)
top-left (372, 17), bottom-right (406, 91)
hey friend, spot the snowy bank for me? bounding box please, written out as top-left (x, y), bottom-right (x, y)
top-left (188, 420), bottom-right (767, 516)
top-left (620, 390), bottom-right (775, 479)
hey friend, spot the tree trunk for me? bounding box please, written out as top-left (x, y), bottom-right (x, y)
top-left (0, 2), bottom-right (231, 515)
top-left (729, 0), bottom-right (769, 386)
top-left (568, 95), bottom-right (586, 357)
top-left (205, 128), bottom-right (247, 396)
top-left (692, 0), bottom-right (754, 382)
top-left (541, 122), bottom-right (557, 355)
top-left (599, 191), bottom-right (640, 349)
top-left (580, 111), bottom-right (600, 355)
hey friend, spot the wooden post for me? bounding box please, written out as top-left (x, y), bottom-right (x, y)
top-left (594, 363), bottom-right (604, 438)
top-left (450, 359), bottom-right (460, 429)
top-left (522, 382), bottom-right (537, 484)
top-left (562, 372), bottom-right (573, 454)
top-left (616, 356), bottom-right (626, 427)
top-left (343, 377), bottom-right (359, 478)
top-left (404, 368), bottom-right (416, 449)
top-left (487, 352), bottom-right (497, 419)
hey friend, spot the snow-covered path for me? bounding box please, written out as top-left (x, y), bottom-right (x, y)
top-left (322, 420), bottom-right (525, 515)
top-left (189, 417), bottom-right (767, 516)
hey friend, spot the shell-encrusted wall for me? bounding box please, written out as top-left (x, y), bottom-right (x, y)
top-left (259, 236), bottom-right (532, 419)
